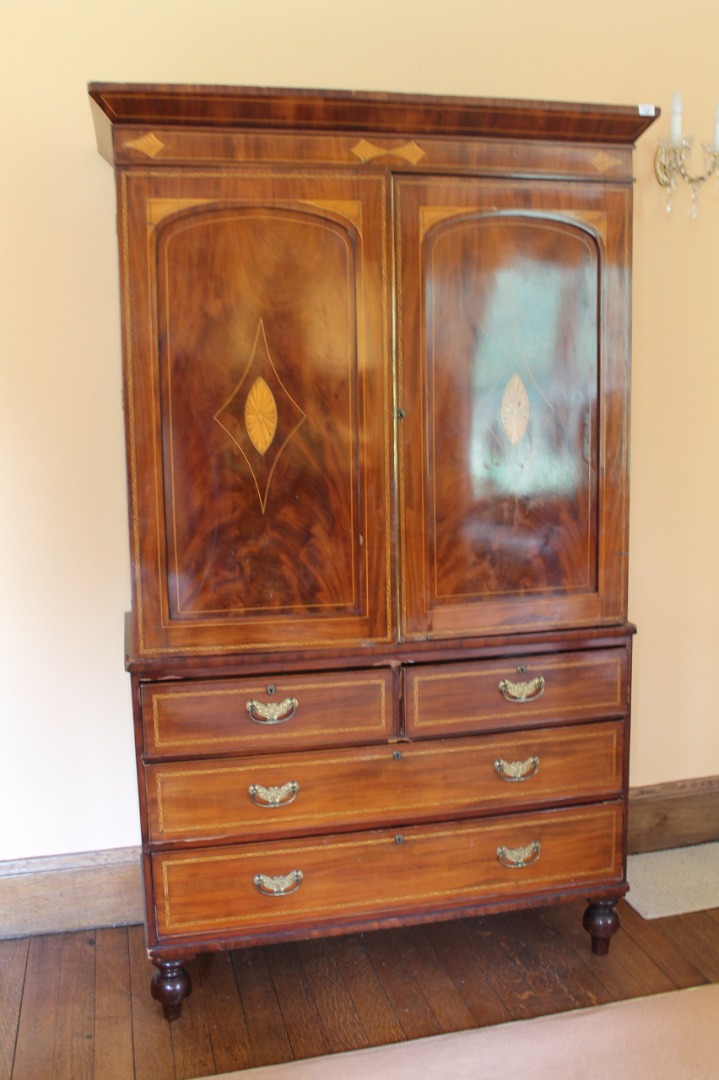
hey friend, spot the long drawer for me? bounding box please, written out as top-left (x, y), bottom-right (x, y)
top-left (141, 669), bottom-right (395, 759)
top-left (152, 801), bottom-right (624, 941)
top-left (145, 720), bottom-right (623, 843)
top-left (404, 648), bottom-right (629, 738)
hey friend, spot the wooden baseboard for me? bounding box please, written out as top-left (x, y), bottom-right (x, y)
top-left (1, 776), bottom-right (716, 937)
top-left (627, 775), bottom-right (719, 854)
top-left (0, 847), bottom-right (144, 938)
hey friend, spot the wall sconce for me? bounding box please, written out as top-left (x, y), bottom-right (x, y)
top-left (655, 93), bottom-right (719, 217)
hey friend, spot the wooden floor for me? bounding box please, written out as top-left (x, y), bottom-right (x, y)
top-left (2, 900), bottom-right (718, 1080)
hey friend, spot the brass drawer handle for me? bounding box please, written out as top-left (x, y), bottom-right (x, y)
top-left (253, 870), bottom-right (304, 896)
top-left (246, 697), bottom-right (299, 725)
top-left (497, 841), bottom-right (541, 869)
top-left (248, 781), bottom-right (300, 808)
top-left (494, 755), bottom-right (540, 782)
top-left (498, 676), bottom-right (545, 703)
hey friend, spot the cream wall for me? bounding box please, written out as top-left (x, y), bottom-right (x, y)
top-left (2, 0), bottom-right (718, 859)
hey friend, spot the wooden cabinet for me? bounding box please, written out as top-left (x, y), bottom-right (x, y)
top-left (90, 84), bottom-right (657, 1018)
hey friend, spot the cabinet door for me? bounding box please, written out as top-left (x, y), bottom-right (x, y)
top-left (120, 171), bottom-right (392, 655)
top-left (396, 177), bottom-right (631, 639)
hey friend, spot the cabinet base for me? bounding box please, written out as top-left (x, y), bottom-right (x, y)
top-left (148, 900), bottom-right (622, 1019)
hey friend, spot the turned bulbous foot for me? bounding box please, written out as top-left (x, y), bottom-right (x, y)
top-left (583, 899), bottom-right (620, 955)
top-left (151, 959), bottom-right (192, 1021)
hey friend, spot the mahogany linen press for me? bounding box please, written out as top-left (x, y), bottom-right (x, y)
top-left (89, 84), bottom-right (657, 1017)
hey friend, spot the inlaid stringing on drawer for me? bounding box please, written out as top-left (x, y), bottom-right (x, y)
top-left (141, 669), bottom-right (395, 758)
top-left (152, 801), bottom-right (623, 939)
top-left (145, 720), bottom-right (624, 842)
top-left (405, 648), bottom-right (628, 737)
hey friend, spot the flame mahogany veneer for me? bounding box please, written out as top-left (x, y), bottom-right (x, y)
top-left (90, 84), bottom-right (657, 1019)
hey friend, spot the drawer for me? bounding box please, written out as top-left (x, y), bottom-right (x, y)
top-left (141, 669), bottom-right (395, 759)
top-left (152, 801), bottom-right (624, 941)
top-left (146, 720), bottom-right (623, 842)
top-left (404, 648), bottom-right (628, 738)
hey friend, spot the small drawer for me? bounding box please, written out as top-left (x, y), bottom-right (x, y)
top-left (152, 801), bottom-right (623, 941)
top-left (145, 720), bottom-right (623, 843)
top-left (404, 648), bottom-right (628, 738)
top-left (141, 669), bottom-right (395, 759)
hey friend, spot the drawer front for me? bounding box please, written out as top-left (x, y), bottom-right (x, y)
top-left (146, 721), bottom-right (623, 842)
top-left (405, 648), bottom-right (628, 738)
top-left (141, 669), bottom-right (395, 759)
top-left (152, 801), bottom-right (623, 940)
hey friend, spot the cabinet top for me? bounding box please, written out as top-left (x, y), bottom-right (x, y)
top-left (89, 83), bottom-right (659, 151)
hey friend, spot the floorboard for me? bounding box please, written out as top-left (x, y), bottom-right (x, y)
top-left (52, 932), bottom-right (96, 1080)
top-left (490, 910), bottom-right (600, 1015)
top-left (325, 934), bottom-right (406, 1047)
top-left (94, 928), bottom-right (135, 1080)
top-left (127, 925), bottom-right (175, 1080)
top-left (422, 919), bottom-right (512, 1028)
top-left (617, 901), bottom-right (709, 989)
top-left (395, 924), bottom-right (477, 1034)
top-left (231, 947), bottom-right (292, 1069)
top-left (533, 909), bottom-right (615, 1009)
top-left (264, 943), bottom-right (332, 1062)
top-left (295, 938), bottom-right (369, 1055)
top-left (0, 938), bottom-right (29, 1080)
top-left (12, 933), bottom-right (64, 1080)
top-left (169, 951), bottom-right (217, 1080)
top-left (455, 915), bottom-right (544, 1021)
top-left (200, 951), bottom-right (254, 1075)
top-left (5, 903), bottom-right (718, 1079)
top-left (360, 927), bottom-right (444, 1041)
top-left (652, 909), bottom-right (719, 982)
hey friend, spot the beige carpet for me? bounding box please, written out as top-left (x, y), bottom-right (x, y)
top-left (626, 841), bottom-right (719, 918)
top-left (206, 984), bottom-right (719, 1079)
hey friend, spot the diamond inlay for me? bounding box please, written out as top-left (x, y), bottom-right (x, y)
top-left (500, 374), bottom-right (530, 446)
top-left (591, 150), bottom-right (622, 174)
top-left (244, 377), bottom-right (278, 455)
top-left (123, 132), bottom-right (166, 158)
top-left (214, 321), bottom-right (306, 512)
